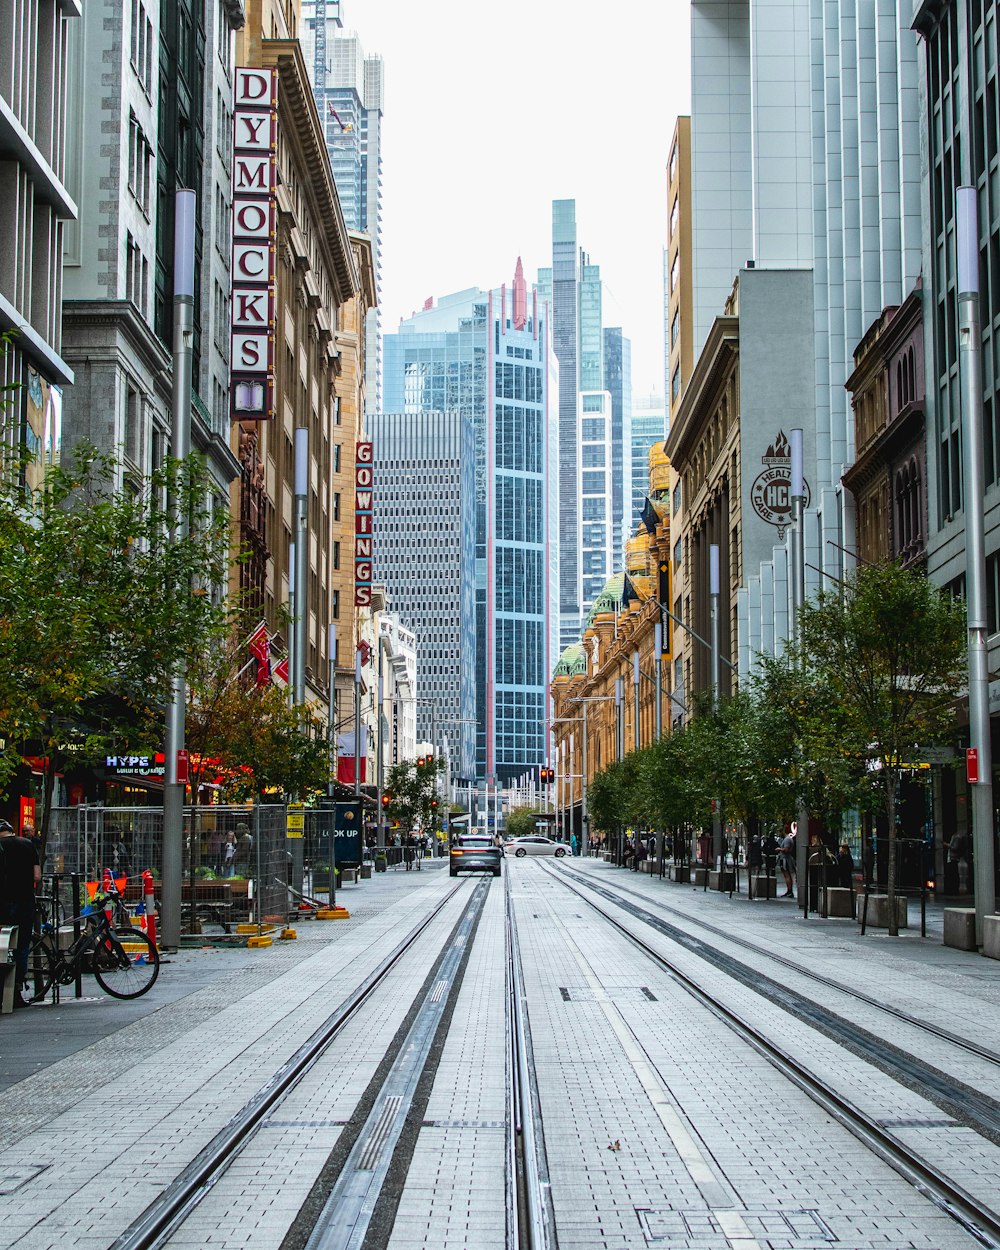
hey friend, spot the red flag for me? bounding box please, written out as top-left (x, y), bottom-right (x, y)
top-left (247, 621), bottom-right (268, 664)
top-left (273, 656), bottom-right (289, 684)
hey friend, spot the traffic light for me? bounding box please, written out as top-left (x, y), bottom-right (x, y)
top-left (416, 756), bottom-right (424, 767)
top-left (540, 766), bottom-right (554, 784)
top-left (382, 793), bottom-right (391, 808)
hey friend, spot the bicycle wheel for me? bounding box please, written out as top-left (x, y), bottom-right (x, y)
top-left (25, 933), bottom-right (57, 1002)
top-left (92, 927), bottom-right (160, 999)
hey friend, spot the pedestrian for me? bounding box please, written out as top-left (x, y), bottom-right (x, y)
top-left (223, 831), bottom-right (237, 878)
top-left (0, 817), bottom-right (41, 1008)
top-left (208, 828), bottom-right (225, 875)
top-left (233, 823), bottom-right (253, 877)
top-left (778, 826), bottom-right (796, 897)
top-left (570, 832), bottom-right (578, 856)
top-left (114, 836), bottom-right (131, 877)
top-left (634, 837), bottom-right (647, 868)
top-left (836, 842), bottom-right (854, 891)
top-left (747, 834), bottom-right (763, 900)
top-left (807, 830), bottom-right (834, 909)
top-left (947, 830), bottom-right (970, 894)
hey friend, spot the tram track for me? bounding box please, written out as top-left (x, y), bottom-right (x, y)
top-left (110, 879), bottom-right (476, 1250)
top-left (562, 860), bottom-right (1000, 1069)
top-left (541, 859), bottom-right (1000, 1249)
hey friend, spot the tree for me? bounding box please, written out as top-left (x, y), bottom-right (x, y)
top-left (505, 804), bottom-right (548, 839)
top-left (185, 629), bottom-right (333, 802)
top-left (0, 446), bottom-right (230, 857)
top-left (384, 755), bottom-right (445, 836)
top-left (798, 561), bottom-right (965, 933)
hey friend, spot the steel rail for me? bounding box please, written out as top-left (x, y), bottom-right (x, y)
top-left (561, 863), bottom-right (1000, 1068)
top-left (506, 870), bottom-right (557, 1250)
top-left (110, 881), bottom-right (470, 1250)
top-left (543, 862), bottom-right (1000, 1250)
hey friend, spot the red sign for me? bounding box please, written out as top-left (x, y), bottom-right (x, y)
top-left (355, 441), bottom-right (374, 605)
top-left (177, 750), bottom-right (190, 785)
top-left (967, 747), bottom-right (979, 784)
top-left (19, 796), bottom-right (36, 835)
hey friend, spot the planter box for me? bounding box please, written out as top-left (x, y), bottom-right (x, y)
top-left (983, 914), bottom-right (1000, 960)
top-left (709, 870), bottom-right (735, 892)
top-left (858, 894), bottom-right (908, 929)
top-left (944, 907), bottom-right (977, 951)
top-left (360, 864), bottom-right (372, 880)
top-left (692, 867), bottom-right (709, 886)
top-left (749, 875), bottom-right (777, 898)
top-left (670, 864), bottom-right (690, 883)
top-left (822, 887), bottom-right (854, 918)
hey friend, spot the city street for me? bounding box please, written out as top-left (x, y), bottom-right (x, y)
top-left (2, 859), bottom-right (1000, 1249)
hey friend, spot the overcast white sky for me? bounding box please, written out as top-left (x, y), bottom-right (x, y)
top-left (346, 1), bottom-right (692, 399)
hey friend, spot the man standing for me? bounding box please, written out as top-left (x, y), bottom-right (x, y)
top-left (0, 817), bottom-right (40, 1008)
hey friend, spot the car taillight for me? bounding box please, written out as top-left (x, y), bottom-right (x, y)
top-left (450, 848), bottom-right (463, 855)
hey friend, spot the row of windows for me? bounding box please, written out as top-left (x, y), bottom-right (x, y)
top-left (496, 475), bottom-right (544, 544)
top-left (495, 547), bottom-right (545, 616)
top-left (127, 114), bottom-right (154, 216)
top-left (505, 345), bottom-right (534, 360)
top-left (495, 404), bottom-right (543, 473)
top-left (496, 618), bottom-right (545, 686)
top-left (130, 0), bottom-right (154, 95)
top-left (495, 362), bottom-right (543, 403)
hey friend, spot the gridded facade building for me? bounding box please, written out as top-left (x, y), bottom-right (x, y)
top-left (630, 393), bottom-right (667, 534)
top-left (382, 264), bottom-right (555, 784)
top-left (371, 409), bottom-right (477, 782)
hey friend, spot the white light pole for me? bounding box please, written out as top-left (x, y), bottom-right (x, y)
top-left (789, 428), bottom-right (810, 911)
top-left (957, 186), bottom-right (997, 944)
top-left (162, 189), bottom-right (196, 952)
top-left (709, 543), bottom-right (722, 869)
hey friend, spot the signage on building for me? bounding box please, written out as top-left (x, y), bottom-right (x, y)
top-left (749, 430), bottom-right (811, 539)
top-left (230, 67), bottom-right (277, 421)
top-left (355, 441), bottom-right (374, 605)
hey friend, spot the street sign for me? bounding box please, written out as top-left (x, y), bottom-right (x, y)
top-left (286, 801), bottom-right (304, 838)
top-left (967, 747), bottom-right (980, 784)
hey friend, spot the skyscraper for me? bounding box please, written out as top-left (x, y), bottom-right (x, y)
top-left (372, 410), bottom-right (477, 781)
top-left (603, 327), bottom-right (632, 561)
top-left (302, 2), bottom-right (384, 420)
top-left (382, 263), bottom-right (556, 785)
top-left (630, 394), bottom-right (667, 534)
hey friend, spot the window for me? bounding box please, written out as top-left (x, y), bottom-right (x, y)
top-left (671, 311), bottom-right (680, 349)
top-left (332, 541), bottom-right (340, 570)
top-left (582, 394), bottom-right (603, 413)
top-left (670, 254), bottom-right (680, 292)
top-left (128, 114), bottom-right (152, 215)
top-left (671, 367), bottom-right (681, 402)
top-left (669, 142), bottom-right (678, 185)
top-left (669, 197), bottom-right (679, 240)
top-left (125, 384), bottom-right (141, 466)
top-left (582, 417), bottom-right (604, 440)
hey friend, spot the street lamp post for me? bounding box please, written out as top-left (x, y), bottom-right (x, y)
top-left (162, 188), bottom-right (196, 953)
top-left (353, 645), bottom-right (362, 798)
top-left (789, 428), bottom-right (810, 914)
top-left (709, 543), bottom-right (723, 869)
top-left (958, 186), bottom-right (997, 945)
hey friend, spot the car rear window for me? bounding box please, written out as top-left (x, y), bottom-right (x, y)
top-left (457, 837), bottom-right (494, 849)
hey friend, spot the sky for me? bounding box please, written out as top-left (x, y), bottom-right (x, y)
top-left (345, 1), bottom-right (692, 399)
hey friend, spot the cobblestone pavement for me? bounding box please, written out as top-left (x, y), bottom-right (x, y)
top-left (0, 855), bottom-right (997, 1249)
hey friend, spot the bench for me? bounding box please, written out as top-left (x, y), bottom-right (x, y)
top-left (858, 894), bottom-right (908, 929)
top-left (821, 886), bottom-right (854, 917)
top-left (340, 868), bottom-right (358, 884)
top-left (0, 926), bottom-right (18, 1014)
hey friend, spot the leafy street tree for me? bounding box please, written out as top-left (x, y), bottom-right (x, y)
top-left (798, 561), bottom-right (966, 934)
top-left (384, 755), bottom-right (445, 838)
top-left (504, 804), bottom-right (548, 840)
top-left (185, 634), bottom-right (331, 802)
top-left (0, 447), bottom-right (230, 856)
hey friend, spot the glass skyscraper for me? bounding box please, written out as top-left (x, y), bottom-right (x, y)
top-left (383, 264), bottom-right (555, 784)
top-left (371, 409), bottom-right (477, 781)
top-left (630, 393), bottom-right (667, 534)
top-left (603, 327), bottom-right (632, 561)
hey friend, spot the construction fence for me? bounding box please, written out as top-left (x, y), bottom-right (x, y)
top-left (45, 804), bottom-right (292, 934)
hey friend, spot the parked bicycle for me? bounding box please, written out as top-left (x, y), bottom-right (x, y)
top-left (26, 880), bottom-right (160, 1002)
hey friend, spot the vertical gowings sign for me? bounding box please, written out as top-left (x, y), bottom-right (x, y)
top-left (355, 442), bottom-right (373, 606)
top-left (231, 67), bottom-right (277, 421)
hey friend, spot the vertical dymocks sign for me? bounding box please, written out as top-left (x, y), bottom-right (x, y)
top-left (355, 442), bottom-right (374, 606)
top-left (231, 68), bottom-right (277, 420)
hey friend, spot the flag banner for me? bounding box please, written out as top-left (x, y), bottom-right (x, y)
top-left (273, 656), bottom-right (289, 685)
top-left (247, 621), bottom-right (269, 664)
top-left (336, 731), bottom-right (367, 783)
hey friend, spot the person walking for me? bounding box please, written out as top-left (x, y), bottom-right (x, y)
top-left (778, 827), bottom-right (796, 897)
top-left (233, 823), bottom-right (253, 878)
top-left (0, 818), bottom-right (40, 1008)
top-left (948, 830), bottom-right (970, 894)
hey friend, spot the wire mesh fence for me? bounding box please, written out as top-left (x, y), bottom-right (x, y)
top-left (45, 804), bottom-right (292, 933)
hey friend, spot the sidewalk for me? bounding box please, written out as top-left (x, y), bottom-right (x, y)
top-left (0, 859), bottom-right (450, 1094)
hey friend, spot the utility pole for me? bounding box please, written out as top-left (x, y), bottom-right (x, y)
top-left (162, 188), bottom-right (196, 953)
top-left (710, 543), bottom-right (722, 870)
top-left (654, 620), bottom-right (663, 741)
top-left (327, 623), bottom-right (337, 798)
top-left (353, 645), bottom-right (362, 798)
top-left (957, 186), bottom-right (997, 945)
top-left (788, 429), bottom-right (810, 912)
top-left (632, 649), bottom-right (641, 753)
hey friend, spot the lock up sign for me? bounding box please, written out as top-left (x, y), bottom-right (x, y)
top-left (230, 68), bottom-right (277, 421)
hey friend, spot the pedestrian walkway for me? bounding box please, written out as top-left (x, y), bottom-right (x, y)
top-left (567, 857), bottom-right (1000, 1055)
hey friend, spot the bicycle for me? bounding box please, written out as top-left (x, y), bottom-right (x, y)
top-left (26, 880), bottom-right (160, 1002)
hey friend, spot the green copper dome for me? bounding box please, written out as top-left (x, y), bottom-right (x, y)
top-left (584, 573), bottom-right (626, 629)
top-left (553, 643), bottom-right (587, 678)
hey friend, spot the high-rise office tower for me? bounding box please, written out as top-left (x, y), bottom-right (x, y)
top-left (665, 117), bottom-right (693, 433)
top-left (603, 327), bottom-right (632, 560)
top-left (579, 389), bottom-right (615, 615)
top-left (630, 393), bottom-right (667, 534)
top-left (372, 410), bottom-right (477, 781)
top-left (382, 264), bottom-right (556, 785)
top-left (302, 1), bottom-right (384, 420)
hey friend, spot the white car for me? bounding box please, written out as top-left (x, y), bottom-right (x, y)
top-left (503, 835), bottom-right (572, 858)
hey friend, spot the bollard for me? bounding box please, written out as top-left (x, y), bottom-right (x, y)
top-left (142, 870), bottom-right (157, 948)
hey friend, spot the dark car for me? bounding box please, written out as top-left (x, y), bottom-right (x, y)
top-left (450, 833), bottom-right (502, 878)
